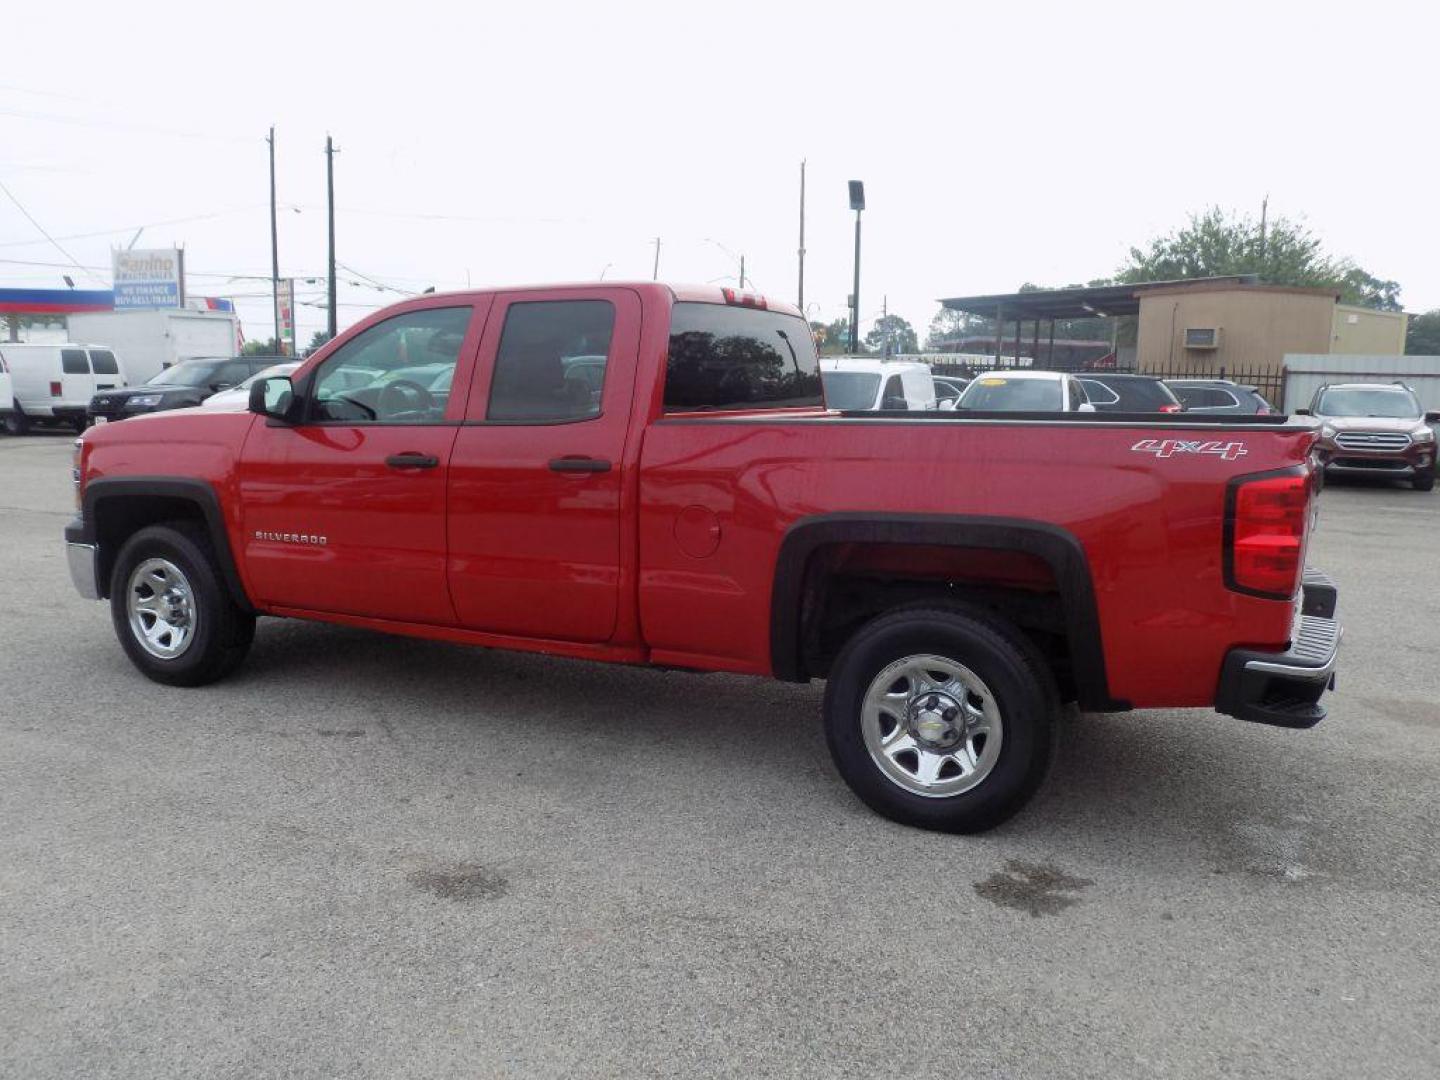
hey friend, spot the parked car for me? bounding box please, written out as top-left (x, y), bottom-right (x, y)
top-left (1299, 382), bottom-right (1438, 491)
top-left (819, 358), bottom-right (937, 411)
top-left (88, 356), bottom-right (285, 425)
top-left (955, 370), bottom-right (1094, 412)
top-left (1, 343), bottom-right (126, 434)
top-left (1075, 373), bottom-right (1183, 413)
top-left (1167, 378), bottom-right (1273, 415)
top-left (199, 361), bottom-right (303, 410)
top-left (933, 375), bottom-right (969, 411)
top-left (65, 282), bottom-right (1339, 834)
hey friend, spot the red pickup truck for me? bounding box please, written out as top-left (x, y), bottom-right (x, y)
top-left (65, 283), bottom-right (1340, 832)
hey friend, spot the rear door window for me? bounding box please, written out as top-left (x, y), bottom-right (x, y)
top-left (1077, 379), bottom-right (1120, 406)
top-left (487, 300), bottom-right (615, 422)
top-left (664, 303), bottom-right (822, 412)
top-left (88, 350), bottom-right (120, 375)
top-left (61, 349), bottom-right (90, 375)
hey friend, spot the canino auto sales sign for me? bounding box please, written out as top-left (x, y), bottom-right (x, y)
top-left (113, 249), bottom-right (183, 310)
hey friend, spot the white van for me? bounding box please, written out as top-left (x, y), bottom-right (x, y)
top-left (819, 357), bottom-right (938, 411)
top-left (0, 352), bottom-right (14, 433)
top-left (0, 343), bottom-right (127, 434)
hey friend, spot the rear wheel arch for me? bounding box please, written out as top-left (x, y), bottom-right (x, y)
top-left (82, 477), bottom-right (254, 612)
top-left (769, 513), bottom-right (1128, 712)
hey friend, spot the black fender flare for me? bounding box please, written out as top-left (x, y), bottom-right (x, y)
top-left (769, 512), bottom-right (1128, 712)
top-left (66, 476), bottom-right (254, 612)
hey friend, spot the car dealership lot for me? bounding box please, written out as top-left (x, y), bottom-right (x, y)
top-left (2, 435), bottom-right (1438, 1078)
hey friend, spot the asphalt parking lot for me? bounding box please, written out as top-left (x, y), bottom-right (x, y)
top-left (2, 431), bottom-right (1438, 1079)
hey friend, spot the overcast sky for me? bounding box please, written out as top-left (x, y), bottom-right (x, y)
top-left (2, 0), bottom-right (1436, 346)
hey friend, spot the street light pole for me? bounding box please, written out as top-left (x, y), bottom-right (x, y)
top-left (267, 126), bottom-right (281, 354)
top-left (797, 159), bottom-right (806, 310)
top-left (848, 181), bottom-right (865, 353)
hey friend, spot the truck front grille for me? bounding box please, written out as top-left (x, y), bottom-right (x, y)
top-left (1334, 431), bottom-right (1410, 451)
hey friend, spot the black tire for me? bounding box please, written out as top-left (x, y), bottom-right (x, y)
top-left (108, 522), bottom-right (255, 687)
top-left (3, 404), bottom-right (28, 436)
top-left (823, 605), bottom-right (1057, 834)
top-left (1413, 471), bottom-right (1435, 492)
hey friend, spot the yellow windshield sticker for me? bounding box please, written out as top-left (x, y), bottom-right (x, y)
top-left (979, 378), bottom-right (1007, 386)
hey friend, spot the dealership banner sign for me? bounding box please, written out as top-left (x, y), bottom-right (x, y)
top-left (113, 249), bottom-right (184, 309)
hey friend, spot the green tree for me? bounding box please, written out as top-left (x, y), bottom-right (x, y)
top-left (1118, 206), bottom-right (1402, 311)
top-left (304, 330), bottom-right (333, 357)
top-left (864, 314), bottom-right (918, 355)
top-left (242, 337), bottom-right (281, 356)
top-left (817, 317), bottom-right (854, 355)
top-left (1406, 310), bottom-right (1440, 355)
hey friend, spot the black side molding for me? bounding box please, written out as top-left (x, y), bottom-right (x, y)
top-left (769, 512), bottom-right (1128, 712)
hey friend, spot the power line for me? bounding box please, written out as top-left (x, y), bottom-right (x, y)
top-left (0, 107), bottom-right (254, 145)
top-left (0, 178), bottom-right (100, 283)
top-left (0, 205), bottom-right (272, 249)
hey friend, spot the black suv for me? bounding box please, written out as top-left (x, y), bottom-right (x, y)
top-left (1166, 379), bottom-right (1273, 415)
top-left (1074, 373), bottom-right (1184, 413)
top-left (89, 356), bottom-right (285, 425)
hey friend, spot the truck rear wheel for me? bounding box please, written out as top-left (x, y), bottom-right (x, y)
top-left (109, 523), bottom-right (255, 687)
top-left (823, 605), bottom-right (1057, 833)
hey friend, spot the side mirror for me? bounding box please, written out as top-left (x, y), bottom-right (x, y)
top-left (938, 399), bottom-right (956, 412)
top-left (249, 376), bottom-right (297, 423)
top-left (1077, 402), bottom-right (1097, 413)
top-left (1294, 408), bottom-right (1312, 416)
top-left (1425, 410), bottom-right (1440, 423)
top-left (881, 397), bottom-right (907, 411)
top-left (211, 382), bottom-right (234, 393)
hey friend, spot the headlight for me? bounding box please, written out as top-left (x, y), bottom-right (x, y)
top-left (1413, 427), bottom-right (1435, 443)
top-left (1320, 423), bottom-right (1337, 439)
top-left (126, 394), bottom-right (165, 408)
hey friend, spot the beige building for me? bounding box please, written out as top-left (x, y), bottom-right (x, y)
top-left (1135, 282), bottom-right (1408, 376)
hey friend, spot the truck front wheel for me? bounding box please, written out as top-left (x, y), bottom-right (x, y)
top-left (109, 523), bottom-right (256, 687)
top-left (823, 605), bottom-right (1057, 833)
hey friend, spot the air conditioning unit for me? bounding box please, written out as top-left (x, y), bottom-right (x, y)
top-left (1184, 327), bottom-right (1220, 350)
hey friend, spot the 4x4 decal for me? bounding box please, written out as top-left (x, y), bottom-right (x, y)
top-left (1131, 438), bottom-right (1248, 461)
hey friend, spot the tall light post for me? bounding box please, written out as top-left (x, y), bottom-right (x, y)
top-left (848, 181), bottom-right (865, 353)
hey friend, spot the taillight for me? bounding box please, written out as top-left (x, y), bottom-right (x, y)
top-left (1225, 470), bottom-right (1309, 598)
top-left (50, 381), bottom-right (63, 397)
top-left (1160, 403), bottom-right (1183, 413)
top-left (72, 437), bottom-right (85, 510)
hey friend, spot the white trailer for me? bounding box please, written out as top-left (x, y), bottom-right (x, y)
top-left (65, 309), bottom-right (240, 385)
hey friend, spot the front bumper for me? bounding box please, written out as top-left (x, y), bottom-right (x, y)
top-left (1216, 568), bottom-right (1341, 729)
top-left (64, 517), bottom-right (102, 600)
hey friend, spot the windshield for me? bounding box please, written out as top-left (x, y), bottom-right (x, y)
top-left (1316, 388), bottom-right (1420, 419)
top-left (146, 359), bottom-right (224, 387)
top-left (958, 376), bottom-right (1063, 412)
top-left (821, 371), bottom-right (882, 410)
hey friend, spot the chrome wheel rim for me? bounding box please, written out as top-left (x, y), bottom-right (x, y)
top-left (861, 654), bottom-right (1003, 798)
top-left (126, 558), bottom-right (197, 660)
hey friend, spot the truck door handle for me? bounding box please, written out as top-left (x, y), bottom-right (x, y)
top-left (549, 456), bottom-right (612, 473)
top-left (386, 452), bottom-right (440, 469)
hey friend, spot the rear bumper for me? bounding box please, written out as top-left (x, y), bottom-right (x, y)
top-left (1215, 568), bottom-right (1341, 729)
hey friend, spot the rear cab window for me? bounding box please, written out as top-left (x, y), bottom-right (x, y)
top-left (61, 349), bottom-right (90, 375)
top-left (664, 303), bottom-right (822, 413)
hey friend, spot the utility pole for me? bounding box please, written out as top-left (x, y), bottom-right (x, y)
top-left (652, 237), bottom-right (661, 281)
top-left (739, 255), bottom-right (745, 289)
top-left (797, 159), bottom-right (806, 310)
top-left (1258, 193), bottom-right (1269, 272)
top-left (325, 135), bottom-right (338, 339)
top-left (267, 126), bottom-right (281, 354)
top-left (882, 295), bottom-right (889, 358)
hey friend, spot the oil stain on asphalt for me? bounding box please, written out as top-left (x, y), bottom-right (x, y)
top-left (974, 860), bottom-right (1094, 916)
top-left (408, 863), bottom-right (508, 901)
